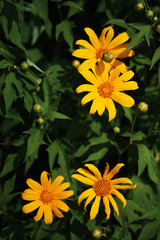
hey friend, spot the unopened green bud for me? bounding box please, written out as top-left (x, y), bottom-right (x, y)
top-left (72, 59), bottom-right (80, 68)
top-left (135, 2), bottom-right (144, 12)
top-left (20, 61), bottom-right (29, 71)
top-left (102, 52), bottom-right (114, 62)
top-left (91, 228), bottom-right (102, 239)
top-left (145, 10), bottom-right (154, 19)
top-left (33, 104), bottom-right (43, 113)
top-left (137, 102), bottom-right (148, 113)
top-left (36, 86), bottom-right (40, 92)
top-left (37, 117), bottom-right (45, 125)
top-left (153, 16), bottom-right (158, 22)
top-left (113, 126), bottom-right (120, 134)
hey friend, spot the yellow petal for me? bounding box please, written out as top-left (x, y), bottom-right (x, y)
top-left (105, 163), bottom-right (125, 180)
top-left (105, 27), bottom-right (114, 48)
top-left (26, 178), bottom-right (43, 192)
top-left (109, 67), bottom-right (121, 84)
top-left (100, 26), bottom-right (114, 48)
top-left (98, 61), bottom-right (109, 81)
top-left (51, 175), bottom-right (64, 192)
top-left (53, 199), bottom-right (70, 212)
top-left (78, 188), bottom-right (94, 205)
top-left (111, 177), bottom-right (133, 185)
top-left (22, 200), bottom-right (41, 214)
top-left (109, 32), bottom-right (129, 49)
top-left (84, 163), bottom-right (102, 179)
top-left (104, 98), bottom-right (116, 122)
top-left (40, 171), bottom-right (50, 189)
top-left (34, 205), bottom-right (44, 222)
top-left (110, 59), bottom-right (128, 73)
top-left (111, 43), bottom-right (135, 58)
top-left (78, 58), bottom-right (97, 71)
top-left (112, 184), bottom-right (137, 190)
top-left (81, 92), bottom-right (98, 105)
top-left (72, 174), bottom-right (95, 186)
top-left (108, 195), bottom-right (119, 216)
top-left (111, 91), bottom-right (135, 107)
top-left (22, 189), bottom-right (40, 201)
top-left (115, 70), bottom-right (134, 83)
top-left (103, 196), bottom-right (111, 219)
top-left (76, 84), bottom-right (97, 93)
top-left (44, 203), bottom-right (53, 224)
top-left (72, 49), bottom-right (96, 59)
top-left (84, 27), bottom-right (101, 49)
top-left (89, 98), bottom-right (98, 115)
top-left (84, 190), bottom-right (96, 211)
top-left (54, 182), bottom-right (70, 194)
top-left (51, 202), bottom-right (64, 218)
top-left (111, 189), bottom-right (126, 207)
top-left (114, 81), bottom-right (138, 91)
top-left (75, 39), bottom-right (96, 52)
top-left (92, 64), bottom-right (104, 84)
top-left (54, 190), bottom-right (74, 199)
top-left (97, 97), bottom-right (106, 116)
top-left (76, 168), bottom-right (97, 182)
top-left (90, 195), bottom-right (101, 220)
top-left (78, 69), bottom-right (100, 86)
top-left (103, 163), bottom-right (110, 178)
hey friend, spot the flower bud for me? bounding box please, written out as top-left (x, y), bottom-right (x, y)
top-left (155, 152), bottom-right (160, 164)
top-left (33, 104), bottom-right (43, 113)
top-left (113, 126), bottom-right (120, 134)
top-left (137, 102), bottom-right (148, 113)
top-left (36, 86), bottom-right (40, 92)
top-left (135, 2), bottom-right (144, 12)
top-left (72, 60), bottom-right (80, 68)
top-left (102, 52), bottom-right (114, 62)
top-left (37, 117), bottom-right (45, 125)
top-left (91, 228), bottom-right (102, 239)
top-left (153, 16), bottom-right (158, 22)
top-left (145, 10), bottom-right (154, 19)
top-left (20, 61), bottom-right (29, 71)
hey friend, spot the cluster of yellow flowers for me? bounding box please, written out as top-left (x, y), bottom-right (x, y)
top-left (72, 26), bottom-right (139, 121)
top-left (22, 26), bottom-right (137, 224)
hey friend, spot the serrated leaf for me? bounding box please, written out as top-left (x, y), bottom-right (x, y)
top-left (3, 74), bottom-right (16, 111)
top-left (9, 20), bottom-right (25, 51)
top-left (56, 20), bottom-right (75, 49)
top-left (44, 111), bottom-right (71, 120)
top-left (150, 47), bottom-right (160, 70)
top-left (127, 24), bottom-right (152, 49)
top-left (23, 89), bottom-right (33, 112)
top-left (139, 209), bottom-right (160, 220)
top-left (62, 1), bottom-right (83, 11)
top-left (106, 19), bottom-right (135, 36)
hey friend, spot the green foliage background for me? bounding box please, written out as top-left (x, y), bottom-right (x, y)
top-left (0, 0), bottom-right (160, 239)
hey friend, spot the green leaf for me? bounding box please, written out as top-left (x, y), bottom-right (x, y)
top-left (137, 220), bottom-right (160, 240)
top-left (56, 20), bottom-right (75, 49)
top-left (122, 106), bottom-right (133, 123)
top-left (83, 147), bottom-right (108, 162)
top-left (23, 89), bottom-right (33, 112)
top-left (47, 141), bottom-right (59, 170)
top-left (150, 47), bottom-right (160, 70)
top-left (106, 19), bottom-right (135, 36)
top-left (62, 1), bottom-right (83, 12)
top-left (0, 154), bottom-right (17, 177)
top-left (127, 23), bottom-right (152, 49)
top-left (44, 111), bottom-right (71, 120)
top-left (136, 144), bottom-right (159, 183)
top-left (5, 112), bottom-right (24, 124)
top-left (9, 20), bottom-right (25, 51)
top-left (33, 0), bottom-right (51, 36)
top-left (0, 59), bottom-right (11, 69)
top-left (139, 209), bottom-right (160, 220)
top-left (3, 73), bottom-right (16, 111)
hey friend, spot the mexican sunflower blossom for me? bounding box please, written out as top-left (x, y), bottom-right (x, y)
top-left (76, 64), bottom-right (138, 121)
top-left (72, 163), bottom-right (136, 220)
top-left (22, 171), bottom-right (74, 224)
top-left (72, 26), bottom-right (135, 73)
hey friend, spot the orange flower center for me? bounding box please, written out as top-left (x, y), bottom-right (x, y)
top-left (97, 82), bottom-right (114, 98)
top-left (96, 48), bottom-right (106, 59)
top-left (93, 179), bottom-right (111, 197)
top-left (40, 190), bottom-right (53, 204)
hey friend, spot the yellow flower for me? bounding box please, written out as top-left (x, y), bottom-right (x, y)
top-left (72, 163), bottom-right (136, 220)
top-left (72, 26), bottom-right (134, 73)
top-left (22, 171), bottom-right (74, 224)
top-left (76, 64), bottom-right (138, 121)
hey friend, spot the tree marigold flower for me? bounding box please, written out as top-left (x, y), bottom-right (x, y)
top-left (76, 64), bottom-right (138, 121)
top-left (72, 163), bottom-right (136, 220)
top-left (72, 26), bottom-right (135, 73)
top-left (22, 171), bottom-right (74, 224)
